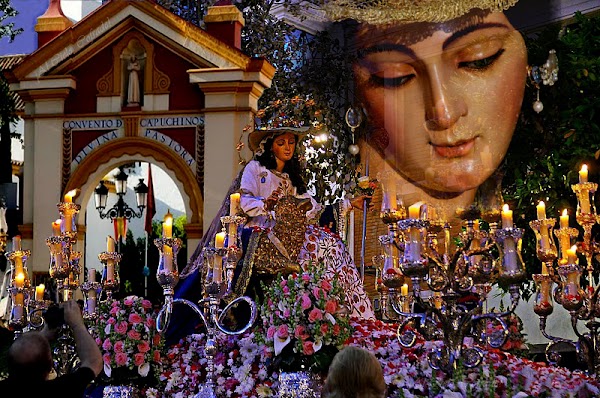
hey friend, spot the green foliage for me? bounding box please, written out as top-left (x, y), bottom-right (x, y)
top-left (503, 12), bottom-right (600, 288)
top-left (0, 0), bottom-right (22, 43)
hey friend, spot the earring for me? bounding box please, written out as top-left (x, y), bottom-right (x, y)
top-left (345, 105), bottom-right (364, 155)
top-left (528, 49), bottom-right (559, 114)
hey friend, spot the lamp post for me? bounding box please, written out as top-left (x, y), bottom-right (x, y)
top-left (94, 167), bottom-right (148, 251)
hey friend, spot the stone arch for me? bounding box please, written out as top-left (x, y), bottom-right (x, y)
top-left (64, 137), bottom-right (203, 226)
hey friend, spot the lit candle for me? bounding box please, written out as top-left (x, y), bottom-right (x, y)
top-left (503, 237), bottom-right (519, 272)
top-left (52, 219), bottom-right (62, 236)
top-left (434, 291), bottom-right (443, 310)
top-left (541, 262), bottom-right (549, 275)
top-left (106, 236), bottom-right (115, 253)
top-left (560, 209), bottom-right (569, 229)
top-left (501, 204), bottom-right (513, 229)
top-left (473, 220), bottom-right (480, 231)
top-left (536, 201), bottom-right (546, 220)
top-left (35, 284), bottom-right (45, 301)
top-left (63, 189), bottom-right (77, 203)
top-left (63, 212), bottom-right (73, 233)
top-left (408, 202), bottom-right (422, 219)
top-left (88, 268), bottom-right (96, 282)
top-left (87, 294), bottom-right (96, 314)
top-left (566, 245), bottom-right (578, 264)
top-left (579, 189), bottom-right (591, 214)
top-left (540, 280), bottom-right (552, 303)
top-left (213, 232), bottom-right (226, 283)
top-left (229, 193), bottom-right (241, 216)
top-left (163, 210), bottom-right (173, 238)
top-left (579, 164), bottom-right (588, 183)
top-left (401, 283), bottom-right (409, 296)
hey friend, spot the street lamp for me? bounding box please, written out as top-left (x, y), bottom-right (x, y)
top-left (94, 167), bottom-right (148, 223)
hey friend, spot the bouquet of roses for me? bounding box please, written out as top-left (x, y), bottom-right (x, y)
top-left (256, 262), bottom-right (352, 373)
top-left (355, 174), bottom-right (378, 197)
top-left (88, 295), bottom-right (163, 381)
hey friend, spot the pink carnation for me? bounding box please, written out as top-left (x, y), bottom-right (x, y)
top-left (302, 341), bottom-right (315, 355)
top-left (128, 329), bottom-right (141, 340)
top-left (115, 321), bottom-right (128, 335)
top-left (114, 341), bottom-right (125, 353)
top-left (325, 300), bottom-right (338, 314)
top-left (267, 326), bottom-right (277, 339)
top-left (128, 313), bottom-right (143, 324)
top-left (102, 338), bottom-right (112, 351)
top-left (276, 324), bottom-right (289, 339)
top-left (115, 352), bottom-right (128, 366)
top-left (134, 352), bottom-right (145, 366)
top-left (301, 293), bottom-right (312, 310)
top-left (308, 308), bottom-right (323, 322)
top-left (137, 340), bottom-right (150, 353)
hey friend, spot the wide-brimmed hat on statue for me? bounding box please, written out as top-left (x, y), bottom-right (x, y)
top-left (323, 0), bottom-right (519, 25)
top-left (247, 96), bottom-right (325, 155)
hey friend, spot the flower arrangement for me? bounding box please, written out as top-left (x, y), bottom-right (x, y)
top-left (355, 174), bottom-right (378, 197)
top-left (256, 262), bottom-right (352, 373)
top-left (88, 295), bottom-right (163, 382)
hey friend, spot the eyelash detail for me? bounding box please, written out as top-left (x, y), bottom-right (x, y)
top-left (458, 48), bottom-right (505, 70)
top-left (369, 74), bottom-right (415, 88)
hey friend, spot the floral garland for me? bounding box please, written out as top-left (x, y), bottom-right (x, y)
top-left (87, 295), bottom-right (163, 381)
top-left (156, 317), bottom-right (600, 398)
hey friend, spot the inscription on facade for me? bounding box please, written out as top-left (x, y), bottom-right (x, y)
top-left (63, 119), bottom-right (123, 130)
top-left (71, 130), bottom-right (120, 169)
top-left (140, 116), bottom-right (202, 128)
top-left (144, 129), bottom-right (196, 169)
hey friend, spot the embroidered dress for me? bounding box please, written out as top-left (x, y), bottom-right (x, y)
top-left (240, 160), bottom-right (321, 228)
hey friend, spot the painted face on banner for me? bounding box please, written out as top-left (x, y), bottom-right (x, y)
top-left (354, 11), bottom-right (527, 194)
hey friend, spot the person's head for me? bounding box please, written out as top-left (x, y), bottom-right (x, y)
top-left (7, 332), bottom-right (53, 381)
top-left (349, 7), bottom-right (527, 197)
top-left (250, 128), bottom-right (308, 194)
top-left (322, 346), bottom-right (386, 398)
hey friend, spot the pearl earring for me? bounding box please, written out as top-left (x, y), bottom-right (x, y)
top-left (528, 49), bottom-right (559, 114)
top-left (345, 106), bottom-right (363, 155)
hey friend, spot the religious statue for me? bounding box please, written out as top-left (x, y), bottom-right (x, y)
top-left (126, 55), bottom-right (141, 107)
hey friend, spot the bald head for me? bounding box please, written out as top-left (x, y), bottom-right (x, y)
top-left (8, 332), bottom-right (53, 381)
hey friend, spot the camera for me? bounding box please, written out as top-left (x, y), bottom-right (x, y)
top-left (43, 305), bottom-right (65, 330)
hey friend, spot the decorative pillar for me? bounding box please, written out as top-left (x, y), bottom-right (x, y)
top-left (189, 59), bottom-right (275, 231)
top-left (204, 3), bottom-right (245, 50)
top-left (35, 0), bottom-right (73, 48)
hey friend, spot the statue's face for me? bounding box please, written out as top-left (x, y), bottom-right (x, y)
top-left (354, 11), bottom-right (527, 194)
top-left (271, 132), bottom-right (297, 163)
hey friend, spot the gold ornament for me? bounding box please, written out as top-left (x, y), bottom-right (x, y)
top-left (324, 0), bottom-right (519, 25)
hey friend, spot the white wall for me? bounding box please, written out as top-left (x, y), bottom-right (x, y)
top-left (60, 0), bottom-right (103, 23)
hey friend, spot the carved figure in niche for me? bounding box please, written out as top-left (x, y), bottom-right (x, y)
top-left (126, 55), bottom-right (141, 107)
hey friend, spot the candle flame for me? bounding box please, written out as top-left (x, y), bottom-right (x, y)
top-left (163, 210), bottom-right (173, 224)
top-left (562, 209), bottom-right (568, 217)
top-left (15, 273), bottom-right (24, 282)
top-left (502, 204), bottom-right (510, 212)
top-left (538, 200), bottom-right (545, 207)
top-left (582, 164), bottom-right (588, 172)
top-left (54, 219), bottom-right (62, 225)
top-left (65, 189), bottom-right (78, 201)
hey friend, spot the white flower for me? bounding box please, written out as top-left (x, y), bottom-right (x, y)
top-left (104, 323), bottom-right (111, 334)
top-left (274, 335), bottom-right (291, 356)
top-left (138, 362), bottom-right (150, 377)
top-left (103, 363), bottom-right (112, 378)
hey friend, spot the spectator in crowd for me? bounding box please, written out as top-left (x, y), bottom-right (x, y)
top-left (322, 346), bottom-right (386, 398)
top-left (0, 300), bottom-right (102, 397)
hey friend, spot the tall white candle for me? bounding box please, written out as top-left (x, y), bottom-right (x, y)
top-left (163, 211), bottom-right (173, 238)
top-left (106, 261), bottom-right (115, 281)
top-left (88, 268), bottom-right (96, 282)
top-left (35, 284), bottom-right (45, 301)
top-left (501, 204), bottom-right (513, 229)
top-left (381, 179), bottom-right (397, 211)
top-left (503, 238), bottom-right (519, 272)
top-left (579, 164), bottom-right (588, 183)
top-left (213, 232), bottom-right (226, 283)
top-left (230, 193), bottom-right (241, 216)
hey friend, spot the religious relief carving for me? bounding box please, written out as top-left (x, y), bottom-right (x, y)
top-left (152, 62), bottom-right (171, 93)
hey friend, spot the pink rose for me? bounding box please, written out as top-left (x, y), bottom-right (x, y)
top-left (325, 300), bottom-right (338, 314)
top-left (294, 325), bottom-right (309, 340)
top-left (312, 287), bottom-right (321, 299)
top-left (141, 299), bottom-right (152, 309)
top-left (134, 352), bottom-right (145, 366)
top-left (95, 337), bottom-right (102, 345)
top-left (276, 324), bottom-right (289, 339)
top-left (114, 341), bottom-right (125, 353)
top-left (301, 293), bottom-right (312, 310)
top-left (128, 313), bottom-right (143, 324)
top-left (137, 340), bottom-right (150, 353)
top-left (280, 279), bottom-right (287, 288)
top-left (302, 341), bottom-right (314, 355)
top-left (103, 353), bottom-right (111, 364)
top-left (153, 350), bottom-right (161, 362)
top-left (102, 338), bottom-right (112, 351)
top-left (146, 317), bottom-right (156, 329)
top-left (302, 273), bottom-right (311, 282)
top-left (153, 334), bottom-right (161, 346)
top-left (283, 308), bottom-right (291, 317)
top-left (320, 323), bottom-right (329, 335)
top-left (107, 317), bottom-right (116, 325)
top-left (267, 326), bottom-right (277, 339)
top-left (115, 321), bottom-right (128, 335)
top-left (127, 329), bottom-right (141, 340)
top-left (115, 352), bottom-right (128, 366)
top-left (333, 324), bottom-right (340, 336)
top-left (320, 279), bottom-right (333, 292)
top-left (283, 286), bottom-right (290, 295)
top-left (308, 308), bottom-right (323, 323)
top-left (124, 297), bottom-right (134, 306)
top-left (110, 306), bottom-right (120, 315)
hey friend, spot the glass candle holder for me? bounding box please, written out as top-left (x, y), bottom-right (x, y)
top-left (494, 227), bottom-right (526, 285)
top-left (533, 274), bottom-right (554, 316)
top-left (378, 234), bottom-right (403, 289)
top-left (154, 237), bottom-right (182, 293)
top-left (398, 219), bottom-right (430, 279)
top-left (572, 181), bottom-right (597, 217)
top-left (529, 219), bottom-right (558, 274)
top-left (99, 251), bottom-right (122, 300)
top-left (57, 202), bottom-right (81, 237)
top-left (558, 264), bottom-right (584, 312)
